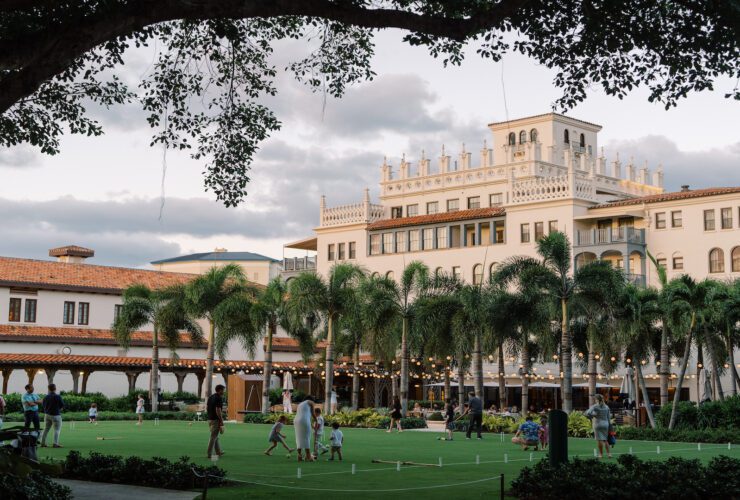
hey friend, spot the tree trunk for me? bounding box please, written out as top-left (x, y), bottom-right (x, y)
top-left (400, 316), bottom-right (410, 417)
top-left (352, 341), bottom-right (360, 410)
top-left (561, 298), bottom-right (573, 413)
top-left (587, 337), bottom-right (597, 407)
top-left (204, 320), bottom-right (216, 398)
top-left (521, 338), bottom-right (529, 417)
top-left (443, 367), bottom-right (451, 404)
top-left (150, 324), bottom-right (160, 413)
top-left (473, 333), bottom-right (483, 399)
top-left (324, 314), bottom-right (336, 415)
top-left (660, 323), bottom-right (669, 406)
top-left (634, 364), bottom-right (641, 426)
top-left (498, 341), bottom-right (507, 410)
top-left (669, 317), bottom-right (694, 430)
top-left (636, 363), bottom-right (656, 429)
top-left (711, 349), bottom-right (724, 401)
top-left (261, 320), bottom-right (274, 414)
top-left (728, 331), bottom-right (738, 396)
top-left (391, 373), bottom-right (398, 400)
top-left (457, 362), bottom-right (465, 406)
top-left (696, 342), bottom-right (703, 405)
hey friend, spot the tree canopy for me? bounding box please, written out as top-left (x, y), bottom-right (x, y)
top-left (2, 0), bottom-right (737, 206)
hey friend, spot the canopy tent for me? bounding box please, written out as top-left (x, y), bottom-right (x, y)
top-left (619, 367), bottom-right (637, 404)
top-left (573, 382), bottom-right (617, 388)
top-left (283, 371), bottom-right (294, 390)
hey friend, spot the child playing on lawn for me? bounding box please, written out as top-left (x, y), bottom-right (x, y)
top-left (328, 422), bottom-right (343, 461)
top-left (313, 407), bottom-right (329, 458)
top-left (539, 416), bottom-right (548, 450)
top-left (439, 401), bottom-right (455, 441)
top-left (88, 403), bottom-right (98, 424)
top-left (264, 415), bottom-right (294, 456)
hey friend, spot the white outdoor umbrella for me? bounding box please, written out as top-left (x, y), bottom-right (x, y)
top-left (620, 367), bottom-right (637, 404)
top-left (700, 368), bottom-right (712, 402)
top-left (283, 371), bottom-right (294, 391)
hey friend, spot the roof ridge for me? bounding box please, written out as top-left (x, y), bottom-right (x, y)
top-left (0, 255), bottom-right (199, 277)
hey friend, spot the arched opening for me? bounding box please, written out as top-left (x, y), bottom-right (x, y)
top-left (519, 130), bottom-right (527, 144)
top-left (385, 270), bottom-right (395, 281)
top-left (508, 132), bottom-right (516, 145)
top-left (473, 264), bottom-right (483, 285)
top-left (579, 133), bottom-right (585, 148)
top-left (600, 250), bottom-right (623, 271)
top-left (530, 129), bottom-right (538, 143)
top-left (575, 252), bottom-right (597, 270)
top-left (564, 130), bottom-right (570, 144)
top-left (732, 247), bottom-right (740, 272)
top-left (709, 248), bottom-right (725, 273)
top-left (371, 272), bottom-right (380, 279)
top-left (489, 262), bottom-right (498, 280)
top-left (434, 266), bottom-right (443, 278)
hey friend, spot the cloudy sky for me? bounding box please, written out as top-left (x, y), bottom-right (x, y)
top-left (1, 30), bottom-right (738, 268)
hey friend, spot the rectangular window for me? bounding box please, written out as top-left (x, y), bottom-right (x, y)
top-left (426, 201), bottom-right (438, 215)
top-left (370, 234), bottom-right (381, 255)
top-left (382, 233), bottom-right (393, 254)
top-left (423, 228), bottom-right (434, 250)
top-left (655, 212), bottom-right (666, 229)
top-left (391, 206), bottom-right (403, 219)
top-left (395, 231), bottom-right (406, 253)
top-left (671, 211), bottom-right (682, 228)
top-left (337, 243), bottom-right (345, 260)
top-left (63, 301), bottom-right (75, 325)
top-left (409, 230), bottom-right (420, 251)
top-left (704, 209), bottom-right (715, 231)
top-left (446, 199), bottom-right (459, 212)
top-left (437, 227), bottom-right (448, 249)
top-left (349, 242), bottom-right (356, 259)
top-left (673, 256), bottom-right (683, 270)
top-left (8, 298), bottom-right (21, 322)
top-left (406, 204), bottom-right (419, 217)
top-left (520, 223), bottom-right (531, 243)
top-left (467, 196), bottom-right (480, 209)
top-left (490, 193), bottom-right (503, 206)
top-left (494, 221), bottom-right (505, 243)
top-left (327, 244), bottom-right (335, 261)
top-left (656, 258), bottom-right (667, 269)
top-left (548, 220), bottom-right (558, 234)
top-left (114, 304), bottom-right (123, 322)
top-left (78, 302), bottom-right (90, 325)
top-left (534, 222), bottom-right (544, 241)
top-left (721, 207), bottom-right (733, 229)
top-left (24, 299), bottom-right (37, 323)
top-left (452, 266), bottom-right (461, 280)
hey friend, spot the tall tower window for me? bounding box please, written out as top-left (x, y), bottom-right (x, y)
top-left (564, 130), bottom-right (569, 144)
top-left (579, 133), bottom-right (585, 147)
top-left (508, 132), bottom-right (516, 145)
top-left (530, 129), bottom-right (538, 143)
top-left (519, 130), bottom-right (527, 144)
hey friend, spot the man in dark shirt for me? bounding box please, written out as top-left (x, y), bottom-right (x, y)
top-left (41, 384), bottom-right (64, 447)
top-left (206, 384), bottom-right (225, 459)
top-left (465, 391), bottom-right (484, 440)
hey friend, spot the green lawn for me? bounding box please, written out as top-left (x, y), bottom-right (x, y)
top-left (36, 420), bottom-right (740, 499)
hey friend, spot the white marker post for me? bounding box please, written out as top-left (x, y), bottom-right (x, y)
top-left (352, 464), bottom-right (356, 475)
top-left (504, 453), bottom-right (508, 464)
top-left (476, 454), bottom-right (480, 465)
top-left (396, 461), bottom-right (401, 472)
top-left (657, 445), bottom-right (661, 455)
top-left (500, 432), bottom-right (504, 443)
top-left (729, 442), bottom-right (732, 450)
top-left (529, 452), bottom-right (533, 462)
top-left (629, 446), bottom-right (633, 455)
top-left (154, 418), bottom-right (160, 426)
top-left (297, 468), bottom-right (302, 479)
top-left (593, 449), bottom-right (598, 458)
top-left (698, 443), bottom-right (702, 451)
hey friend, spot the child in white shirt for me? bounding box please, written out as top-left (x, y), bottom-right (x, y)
top-left (264, 415), bottom-right (294, 455)
top-left (329, 422), bottom-right (343, 461)
top-left (313, 407), bottom-right (329, 457)
top-left (88, 403), bottom-right (98, 424)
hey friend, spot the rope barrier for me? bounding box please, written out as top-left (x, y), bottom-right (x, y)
top-left (228, 474), bottom-right (504, 492)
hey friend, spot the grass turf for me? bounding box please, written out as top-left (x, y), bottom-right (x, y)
top-left (35, 420), bottom-right (740, 499)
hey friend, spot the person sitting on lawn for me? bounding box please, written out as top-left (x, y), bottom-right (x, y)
top-left (264, 415), bottom-right (294, 456)
top-left (511, 415), bottom-right (541, 451)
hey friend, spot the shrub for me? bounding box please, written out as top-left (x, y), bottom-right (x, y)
top-left (265, 412), bottom-right (295, 425)
top-left (427, 411), bottom-right (443, 421)
top-left (2, 411), bottom-right (198, 422)
top-left (160, 391), bottom-right (200, 404)
top-left (656, 401), bottom-right (698, 429)
top-left (567, 411), bottom-right (594, 438)
top-left (616, 425), bottom-right (740, 444)
top-left (243, 413), bottom-right (267, 424)
top-left (62, 451), bottom-right (226, 490)
top-left (374, 417), bottom-right (426, 430)
top-left (0, 470), bottom-right (72, 500)
top-left (482, 414), bottom-right (513, 433)
top-left (655, 396), bottom-right (740, 431)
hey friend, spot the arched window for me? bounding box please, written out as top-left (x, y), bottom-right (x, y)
top-left (488, 262), bottom-right (498, 281)
top-left (473, 264), bottom-right (483, 285)
top-left (709, 248), bottom-right (724, 273)
top-left (434, 267), bottom-right (443, 278)
top-left (563, 130), bottom-right (569, 144)
top-left (508, 132), bottom-right (516, 146)
top-left (579, 133), bottom-right (585, 148)
top-left (385, 270), bottom-right (395, 281)
top-left (519, 130), bottom-right (527, 144)
top-left (371, 272), bottom-right (380, 279)
top-left (732, 247), bottom-right (740, 272)
top-left (530, 129), bottom-right (538, 143)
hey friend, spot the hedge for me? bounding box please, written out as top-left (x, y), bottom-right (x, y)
top-left (655, 395), bottom-right (740, 431)
top-left (1, 390), bottom-right (201, 413)
top-left (2, 411), bottom-right (199, 422)
top-left (0, 470), bottom-right (72, 500)
top-left (616, 425), bottom-right (740, 444)
top-left (511, 454), bottom-right (740, 499)
top-left (242, 410), bottom-right (427, 430)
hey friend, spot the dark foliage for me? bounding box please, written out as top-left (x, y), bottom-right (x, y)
top-left (0, 470), bottom-right (72, 500)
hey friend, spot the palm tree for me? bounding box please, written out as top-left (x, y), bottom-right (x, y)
top-left (287, 263), bottom-right (364, 414)
top-left (184, 263), bottom-right (259, 398)
top-left (113, 284), bottom-right (203, 411)
top-left (647, 250), bottom-right (671, 406)
top-left (720, 279), bottom-right (740, 395)
top-left (452, 284), bottom-right (488, 399)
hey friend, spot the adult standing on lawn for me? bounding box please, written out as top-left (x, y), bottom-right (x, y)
top-left (135, 394), bottom-right (145, 425)
top-left (388, 395), bottom-right (402, 433)
top-left (294, 397), bottom-right (317, 462)
top-left (40, 384), bottom-right (64, 448)
top-left (585, 394), bottom-right (612, 459)
top-left (206, 384), bottom-right (226, 459)
top-left (465, 391), bottom-right (483, 440)
top-left (22, 384), bottom-right (41, 431)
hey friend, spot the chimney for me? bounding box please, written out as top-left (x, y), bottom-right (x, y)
top-left (681, 185), bottom-right (690, 192)
top-left (214, 247), bottom-right (228, 253)
top-left (49, 245), bottom-right (94, 264)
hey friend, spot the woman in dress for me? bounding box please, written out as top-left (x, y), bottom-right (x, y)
top-left (294, 397), bottom-right (317, 461)
top-left (387, 395), bottom-right (403, 433)
top-left (585, 394), bottom-right (612, 458)
top-left (135, 394), bottom-right (145, 425)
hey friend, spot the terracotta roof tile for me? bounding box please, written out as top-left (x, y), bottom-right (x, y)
top-left (0, 257), bottom-right (197, 294)
top-left (268, 337), bottom-right (328, 352)
top-left (367, 206), bottom-right (505, 231)
top-left (591, 187), bottom-right (740, 209)
top-left (0, 324), bottom-right (202, 347)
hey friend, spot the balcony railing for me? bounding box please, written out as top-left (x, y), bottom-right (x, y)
top-left (626, 273), bottom-right (646, 287)
top-left (282, 256), bottom-right (317, 272)
top-left (575, 227), bottom-right (645, 247)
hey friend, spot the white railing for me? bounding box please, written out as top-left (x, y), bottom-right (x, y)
top-left (575, 228), bottom-right (646, 246)
top-left (509, 175), bottom-right (571, 204)
top-left (320, 202), bottom-right (385, 227)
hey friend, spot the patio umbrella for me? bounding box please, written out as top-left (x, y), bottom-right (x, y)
top-left (700, 368), bottom-right (712, 402)
top-left (283, 371), bottom-right (294, 391)
top-left (620, 367), bottom-right (637, 405)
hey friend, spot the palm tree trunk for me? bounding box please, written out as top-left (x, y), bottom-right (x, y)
top-left (636, 363), bottom-right (656, 429)
top-left (400, 316), bottom-right (410, 417)
top-left (709, 344), bottom-right (724, 401)
top-left (457, 362), bottom-right (466, 406)
top-left (660, 324), bottom-right (669, 406)
top-left (204, 320), bottom-right (216, 398)
top-left (669, 316), bottom-right (694, 430)
top-left (443, 368), bottom-right (451, 404)
top-left (473, 333), bottom-right (483, 399)
top-left (521, 338), bottom-right (529, 417)
top-left (561, 298), bottom-right (573, 413)
top-left (261, 320), bottom-right (274, 414)
top-left (391, 373), bottom-right (398, 400)
top-left (587, 337), bottom-right (597, 407)
top-left (151, 324), bottom-right (159, 413)
top-left (352, 341), bottom-right (360, 410)
top-left (498, 341), bottom-right (507, 410)
top-left (695, 342), bottom-right (703, 404)
top-left (728, 331), bottom-right (738, 396)
top-left (324, 314), bottom-right (336, 414)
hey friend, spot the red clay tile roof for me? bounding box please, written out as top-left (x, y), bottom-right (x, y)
top-left (268, 337), bottom-right (328, 352)
top-left (367, 206), bottom-right (505, 231)
top-left (0, 257), bottom-right (197, 294)
top-left (0, 324), bottom-right (202, 348)
top-left (49, 246), bottom-right (95, 258)
top-left (591, 187), bottom-right (740, 209)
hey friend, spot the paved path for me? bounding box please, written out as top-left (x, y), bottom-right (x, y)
top-left (55, 479), bottom-right (197, 500)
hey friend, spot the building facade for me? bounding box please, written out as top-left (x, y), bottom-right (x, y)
top-left (151, 249), bottom-right (280, 286)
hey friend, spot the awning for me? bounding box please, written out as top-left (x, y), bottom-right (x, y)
top-left (284, 236), bottom-right (317, 251)
top-left (573, 382), bottom-right (616, 388)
